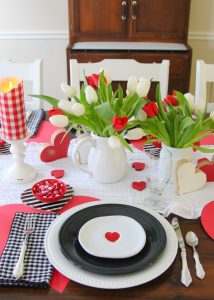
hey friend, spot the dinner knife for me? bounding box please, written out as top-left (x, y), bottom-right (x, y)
top-left (172, 217), bottom-right (192, 287)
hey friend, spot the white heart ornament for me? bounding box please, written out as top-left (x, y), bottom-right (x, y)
top-left (176, 160), bottom-right (207, 195)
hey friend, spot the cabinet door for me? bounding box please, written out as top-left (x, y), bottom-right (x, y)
top-left (129, 0), bottom-right (190, 42)
top-left (69, 0), bottom-right (128, 42)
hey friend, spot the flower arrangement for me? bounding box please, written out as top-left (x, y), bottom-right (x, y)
top-left (131, 81), bottom-right (214, 153)
top-left (31, 71), bottom-right (150, 151)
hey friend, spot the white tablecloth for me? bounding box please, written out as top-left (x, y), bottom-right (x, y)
top-left (0, 140), bottom-right (213, 219)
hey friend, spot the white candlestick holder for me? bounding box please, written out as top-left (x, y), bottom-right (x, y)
top-left (5, 134), bottom-right (36, 184)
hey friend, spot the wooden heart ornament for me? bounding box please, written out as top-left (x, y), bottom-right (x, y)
top-left (40, 129), bottom-right (71, 162)
top-left (105, 232), bottom-right (120, 242)
top-left (175, 159), bottom-right (207, 195)
top-left (201, 201), bottom-right (214, 240)
top-left (197, 156), bottom-right (214, 182)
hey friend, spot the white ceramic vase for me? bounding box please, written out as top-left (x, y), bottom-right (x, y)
top-left (72, 134), bottom-right (127, 184)
top-left (160, 144), bottom-right (193, 183)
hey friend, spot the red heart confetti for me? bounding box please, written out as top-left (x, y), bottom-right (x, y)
top-left (132, 181), bottom-right (147, 191)
top-left (132, 162), bottom-right (145, 171)
top-left (201, 201), bottom-right (214, 240)
top-left (105, 232), bottom-right (120, 242)
top-left (51, 169), bottom-right (65, 179)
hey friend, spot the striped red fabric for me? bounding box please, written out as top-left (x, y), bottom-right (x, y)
top-left (0, 79), bottom-right (27, 140)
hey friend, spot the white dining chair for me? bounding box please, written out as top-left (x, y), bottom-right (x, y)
top-left (0, 59), bottom-right (43, 111)
top-left (195, 60), bottom-right (214, 112)
top-left (70, 59), bottom-right (170, 99)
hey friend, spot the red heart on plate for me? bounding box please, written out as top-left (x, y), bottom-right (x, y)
top-left (132, 162), bottom-right (145, 171)
top-left (132, 181), bottom-right (147, 191)
top-left (201, 201), bottom-right (214, 240)
top-left (40, 129), bottom-right (71, 162)
top-left (51, 169), bottom-right (65, 179)
top-left (105, 232), bottom-right (120, 242)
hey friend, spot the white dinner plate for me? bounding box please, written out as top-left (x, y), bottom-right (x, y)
top-left (78, 215), bottom-right (146, 259)
top-left (44, 202), bottom-right (178, 289)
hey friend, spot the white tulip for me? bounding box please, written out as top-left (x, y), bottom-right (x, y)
top-left (125, 128), bottom-right (145, 140)
top-left (71, 103), bottom-right (85, 116)
top-left (108, 136), bottom-right (121, 149)
top-left (85, 85), bottom-right (98, 104)
top-left (136, 77), bottom-right (151, 97)
top-left (127, 76), bottom-right (138, 94)
top-left (58, 99), bottom-right (74, 114)
top-left (136, 110), bottom-right (147, 121)
top-left (60, 82), bottom-right (76, 98)
top-left (49, 115), bottom-right (69, 128)
top-left (210, 111), bottom-right (214, 121)
top-left (184, 93), bottom-right (195, 111)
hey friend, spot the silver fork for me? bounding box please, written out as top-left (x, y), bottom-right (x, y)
top-left (13, 216), bottom-right (35, 280)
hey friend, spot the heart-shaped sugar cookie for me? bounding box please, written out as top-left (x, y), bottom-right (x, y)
top-left (105, 232), bottom-right (120, 242)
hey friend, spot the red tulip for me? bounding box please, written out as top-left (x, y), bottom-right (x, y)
top-left (143, 102), bottom-right (158, 118)
top-left (112, 116), bottom-right (128, 131)
top-left (86, 74), bottom-right (100, 89)
top-left (164, 94), bottom-right (179, 106)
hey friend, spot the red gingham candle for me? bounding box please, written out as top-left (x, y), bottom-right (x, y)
top-left (0, 77), bottom-right (27, 140)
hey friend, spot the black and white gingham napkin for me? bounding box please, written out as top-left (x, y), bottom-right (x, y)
top-left (0, 212), bottom-right (57, 288)
top-left (27, 109), bottom-right (46, 137)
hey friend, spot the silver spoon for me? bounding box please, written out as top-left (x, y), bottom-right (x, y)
top-left (185, 231), bottom-right (205, 279)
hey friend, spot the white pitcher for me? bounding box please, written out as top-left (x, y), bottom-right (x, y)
top-left (72, 134), bottom-right (127, 184)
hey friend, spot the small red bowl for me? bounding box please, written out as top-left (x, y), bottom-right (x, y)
top-left (32, 179), bottom-right (66, 202)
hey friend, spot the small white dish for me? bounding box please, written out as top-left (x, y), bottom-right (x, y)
top-left (78, 215), bottom-right (146, 259)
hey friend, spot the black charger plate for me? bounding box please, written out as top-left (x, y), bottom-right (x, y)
top-left (58, 204), bottom-right (166, 275)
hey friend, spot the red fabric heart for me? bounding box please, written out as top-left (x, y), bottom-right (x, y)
top-left (201, 201), bottom-right (214, 240)
top-left (51, 170), bottom-right (65, 179)
top-left (40, 129), bottom-right (71, 162)
top-left (132, 181), bottom-right (147, 191)
top-left (105, 232), bottom-right (120, 242)
top-left (197, 158), bottom-right (214, 182)
top-left (132, 162), bottom-right (145, 171)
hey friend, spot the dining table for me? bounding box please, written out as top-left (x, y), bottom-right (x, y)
top-left (0, 127), bottom-right (213, 300)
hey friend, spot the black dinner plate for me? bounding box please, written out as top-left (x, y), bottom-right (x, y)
top-left (58, 204), bottom-right (166, 275)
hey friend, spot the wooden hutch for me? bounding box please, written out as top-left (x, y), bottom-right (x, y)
top-left (67, 0), bottom-right (192, 94)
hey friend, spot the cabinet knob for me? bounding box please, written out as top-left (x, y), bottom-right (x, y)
top-left (121, 1), bottom-right (127, 20)
top-left (131, 0), bottom-right (137, 20)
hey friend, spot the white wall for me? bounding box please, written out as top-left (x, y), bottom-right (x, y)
top-left (0, 0), bottom-right (69, 103)
top-left (188, 0), bottom-right (214, 99)
top-left (0, 0), bottom-right (213, 101)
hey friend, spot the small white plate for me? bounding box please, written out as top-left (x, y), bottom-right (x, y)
top-left (78, 215), bottom-right (146, 259)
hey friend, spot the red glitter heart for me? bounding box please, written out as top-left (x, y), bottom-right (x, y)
top-left (105, 232), bottom-right (120, 242)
